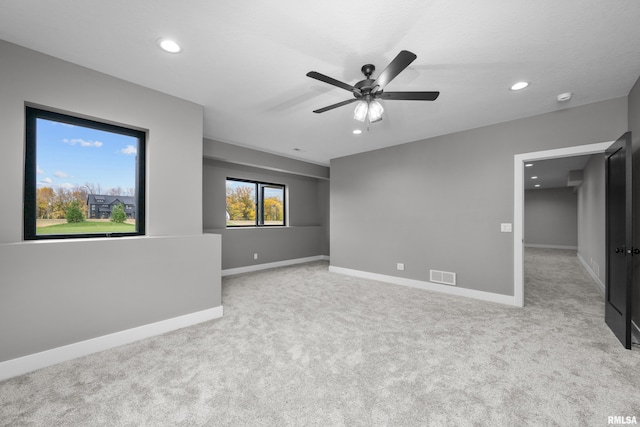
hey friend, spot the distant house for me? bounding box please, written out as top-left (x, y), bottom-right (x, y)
top-left (86, 194), bottom-right (136, 219)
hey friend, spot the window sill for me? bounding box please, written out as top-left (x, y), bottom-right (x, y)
top-left (204, 225), bottom-right (324, 233)
top-left (225, 225), bottom-right (289, 230)
top-left (17, 235), bottom-right (152, 245)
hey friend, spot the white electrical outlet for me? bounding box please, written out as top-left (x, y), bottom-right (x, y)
top-left (500, 223), bottom-right (512, 233)
top-left (397, 263), bottom-right (405, 271)
top-left (254, 253), bottom-right (258, 260)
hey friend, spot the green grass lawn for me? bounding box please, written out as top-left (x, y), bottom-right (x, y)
top-left (37, 221), bottom-right (136, 235)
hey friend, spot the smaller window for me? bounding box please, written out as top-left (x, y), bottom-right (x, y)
top-left (226, 178), bottom-right (286, 227)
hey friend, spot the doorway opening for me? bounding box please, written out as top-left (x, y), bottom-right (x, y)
top-left (513, 141), bottom-right (614, 307)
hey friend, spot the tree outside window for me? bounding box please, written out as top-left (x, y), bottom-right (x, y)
top-left (226, 179), bottom-right (285, 227)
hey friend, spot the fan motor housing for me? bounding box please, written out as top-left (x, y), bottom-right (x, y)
top-left (354, 78), bottom-right (377, 98)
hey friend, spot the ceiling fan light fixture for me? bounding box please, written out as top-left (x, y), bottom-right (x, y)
top-left (354, 101), bottom-right (368, 122)
top-left (308, 50), bottom-right (437, 122)
top-left (368, 100), bottom-right (384, 122)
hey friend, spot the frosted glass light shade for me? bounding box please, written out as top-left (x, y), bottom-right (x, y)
top-left (368, 100), bottom-right (384, 122)
top-left (354, 101), bottom-right (368, 122)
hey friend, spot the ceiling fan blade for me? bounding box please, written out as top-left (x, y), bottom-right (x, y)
top-left (313, 98), bottom-right (358, 113)
top-left (307, 71), bottom-right (356, 93)
top-left (378, 91), bottom-right (440, 101)
top-left (373, 50), bottom-right (417, 90)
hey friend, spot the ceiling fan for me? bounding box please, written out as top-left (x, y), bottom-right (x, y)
top-left (306, 50), bottom-right (439, 123)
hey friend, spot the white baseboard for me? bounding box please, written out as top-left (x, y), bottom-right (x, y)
top-left (328, 266), bottom-right (517, 306)
top-left (0, 306), bottom-right (223, 381)
top-left (222, 255), bottom-right (329, 276)
top-left (525, 244), bottom-right (578, 250)
top-left (632, 321), bottom-right (640, 344)
top-left (576, 253), bottom-right (605, 295)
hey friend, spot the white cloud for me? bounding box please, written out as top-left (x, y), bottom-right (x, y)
top-left (119, 145), bottom-right (137, 155)
top-left (58, 183), bottom-right (74, 189)
top-left (37, 166), bottom-right (44, 175)
top-left (54, 171), bottom-right (68, 178)
top-left (40, 177), bottom-right (52, 184)
top-left (63, 138), bottom-right (103, 147)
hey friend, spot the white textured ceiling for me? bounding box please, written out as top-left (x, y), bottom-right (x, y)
top-left (1, 1), bottom-right (640, 165)
top-left (524, 155), bottom-right (592, 190)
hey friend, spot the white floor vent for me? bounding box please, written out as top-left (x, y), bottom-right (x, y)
top-left (430, 269), bottom-right (457, 286)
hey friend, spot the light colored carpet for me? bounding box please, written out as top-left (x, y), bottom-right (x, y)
top-left (1, 248), bottom-right (639, 426)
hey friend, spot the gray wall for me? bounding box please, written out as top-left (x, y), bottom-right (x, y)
top-left (0, 235), bottom-right (221, 362)
top-left (331, 97), bottom-right (627, 297)
top-left (203, 143), bottom-right (330, 270)
top-left (577, 154), bottom-right (606, 286)
top-left (525, 187), bottom-right (577, 248)
top-left (629, 75), bottom-right (640, 329)
top-left (203, 138), bottom-right (329, 180)
top-left (0, 40), bottom-right (221, 362)
top-left (318, 179), bottom-right (330, 256)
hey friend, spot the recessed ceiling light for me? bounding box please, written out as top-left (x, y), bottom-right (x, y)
top-left (531, 176), bottom-right (538, 179)
top-left (158, 38), bottom-right (181, 53)
top-left (525, 163), bottom-right (533, 167)
top-left (510, 81), bottom-right (529, 91)
top-left (557, 92), bottom-right (572, 102)
top-left (535, 184), bottom-right (541, 188)
top-left (353, 129), bottom-right (362, 135)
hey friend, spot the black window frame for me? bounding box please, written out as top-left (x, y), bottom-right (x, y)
top-left (24, 106), bottom-right (146, 240)
top-left (226, 178), bottom-right (286, 227)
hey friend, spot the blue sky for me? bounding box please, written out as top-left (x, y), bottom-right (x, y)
top-left (36, 118), bottom-right (138, 192)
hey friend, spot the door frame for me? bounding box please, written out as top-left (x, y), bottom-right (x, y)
top-left (513, 141), bottom-right (614, 307)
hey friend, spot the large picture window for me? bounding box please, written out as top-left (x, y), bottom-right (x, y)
top-left (226, 178), bottom-right (285, 227)
top-left (24, 107), bottom-right (146, 239)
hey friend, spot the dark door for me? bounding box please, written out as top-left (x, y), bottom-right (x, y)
top-left (605, 131), bottom-right (633, 349)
